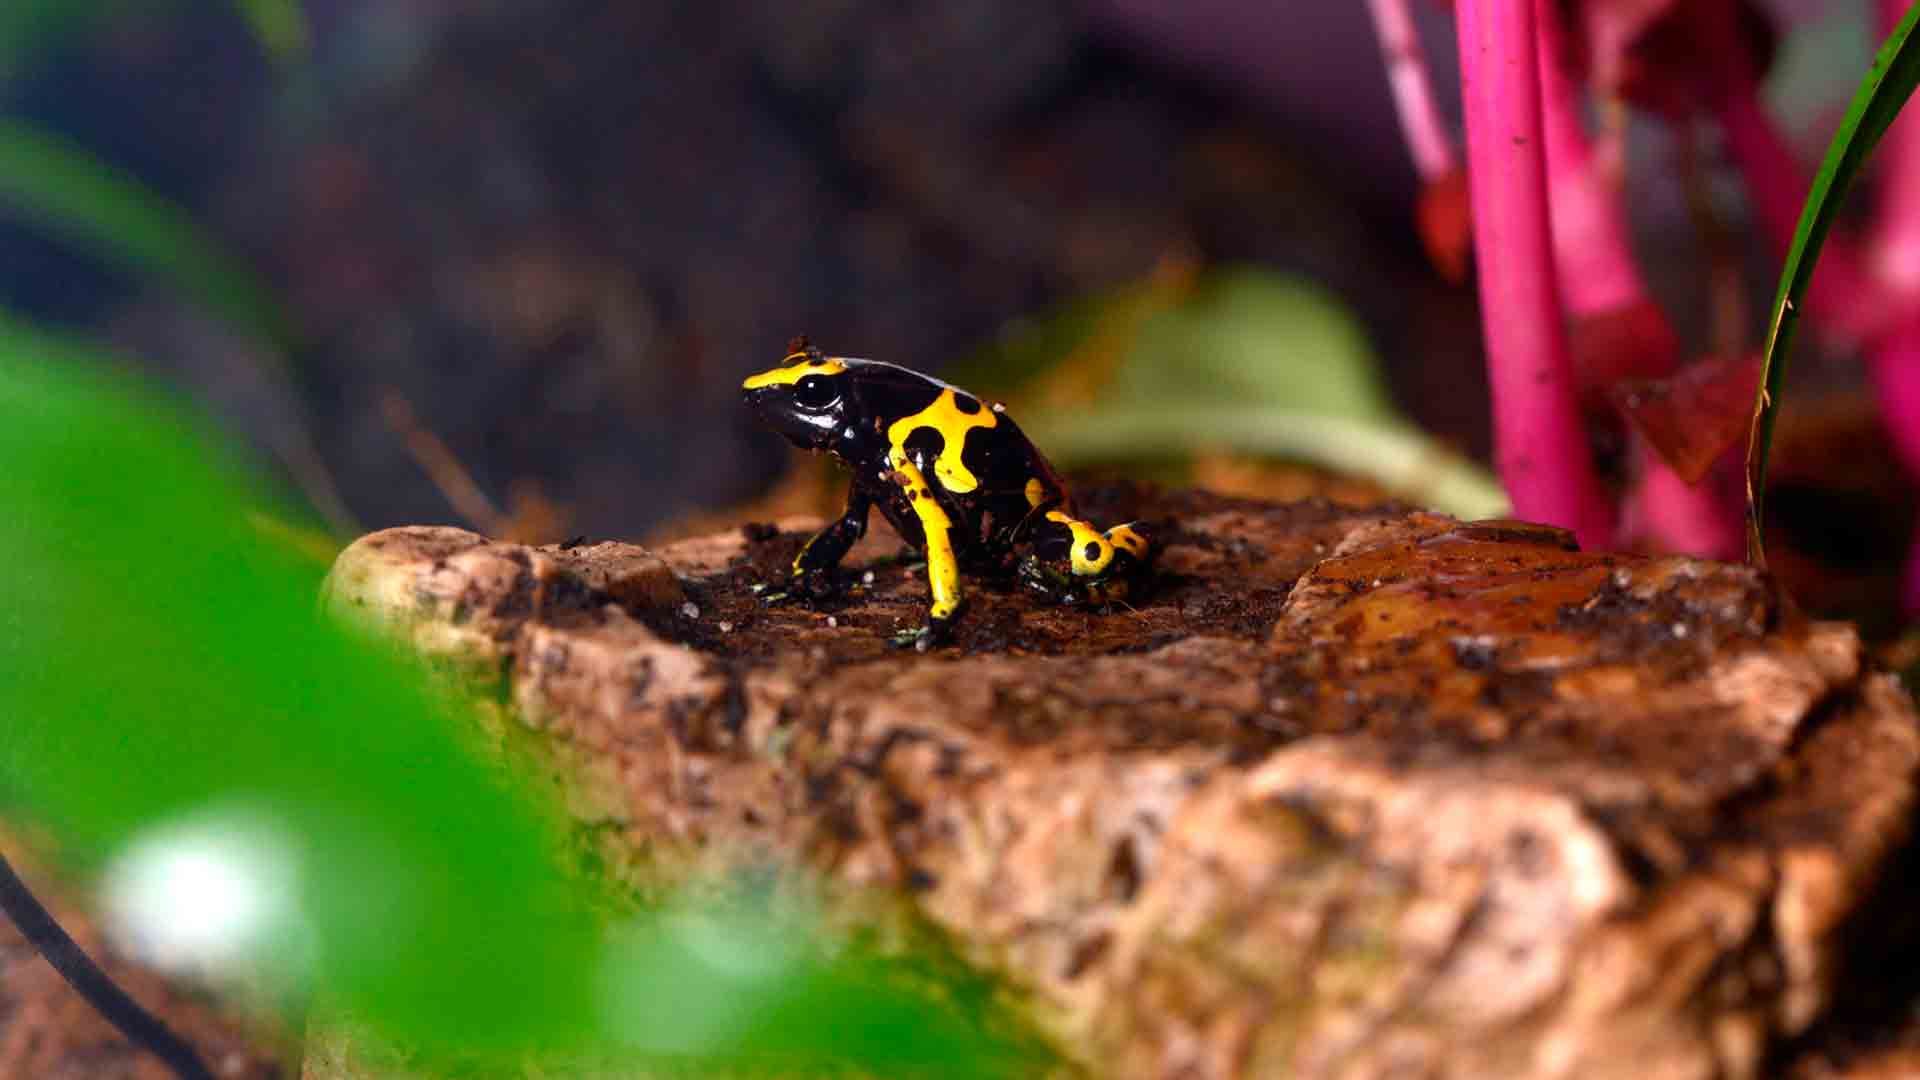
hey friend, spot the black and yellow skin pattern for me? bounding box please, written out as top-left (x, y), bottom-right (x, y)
top-left (742, 338), bottom-right (1155, 646)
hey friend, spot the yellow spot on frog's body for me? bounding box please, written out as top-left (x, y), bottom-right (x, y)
top-left (1107, 523), bottom-right (1149, 558)
top-left (1024, 477), bottom-right (1048, 509)
top-left (741, 356), bottom-right (849, 390)
top-left (886, 389), bottom-right (998, 493)
top-left (1046, 510), bottom-right (1115, 576)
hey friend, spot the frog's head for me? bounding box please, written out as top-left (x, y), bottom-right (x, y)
top-left (742, 338), bottom-right (854, 452)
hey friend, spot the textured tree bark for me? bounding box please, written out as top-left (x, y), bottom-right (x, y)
top-left (317, 488), bottom-right (1920, 1079)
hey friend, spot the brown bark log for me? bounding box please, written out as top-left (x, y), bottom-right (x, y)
top-left (322, 488), bottom-right (1920, 1079)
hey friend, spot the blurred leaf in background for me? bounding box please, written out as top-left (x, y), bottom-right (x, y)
top-left (0, 0), bottom-right (303, 331)
top-left (0, 0), bottom-right (122, 84)
top-left (0, 121), bottom-right (291, 352)
top-left (1112, 268), bottom-right (1395, 422)
top-left (229, 0), bottom-right (307, 62)
top-left (964, 266), bottom-right (1509, 519)
top-left (0, 319), bottom-right (1038, 1073)
top-left (0, 0), bottom-right (304, 82)
top-left (0, 0), bottom-right (348, 534)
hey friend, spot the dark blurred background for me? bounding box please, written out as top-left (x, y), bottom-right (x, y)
top-left (0, 0), bottom-right (1871, 540)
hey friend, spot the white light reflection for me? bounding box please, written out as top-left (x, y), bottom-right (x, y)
top-left (101, 808), bottom-right (309, 981)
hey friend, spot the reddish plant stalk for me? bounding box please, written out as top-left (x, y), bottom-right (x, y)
top-left (1713, 75), bottom-right (1883, 342)
top-left (1871, 318), bottom-right (1920, 480)
top-left (1872, 318), bottom-right (1920, 612)
top-left (1873, 0), bottom-right (1920, 613)
top-left (1535, 0), bottom-right (1742, 558)
top-left (1631, 460), bottom-right (1747, 559)
top-left (1456, 0), bottom-right (1615, 547)
top-left (1877, 1), bottom-right (1920, 294)
top-left (1535, 8), bottom-right (1637, 316)
top-left (1368, 0), bottom-right (1458, 182)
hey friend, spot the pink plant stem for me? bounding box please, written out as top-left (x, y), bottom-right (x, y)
top-left (1870, 321), bottom-right (1920, 497)
top-left (1871, 0), bottom-right (1920, 613)
top-left (1534, 4), bottom-right (1639, 317)
top-left (1367, 0), bottom-right (1458, 182)
top-left (1535, 0), bottom-right (1741, 558)
top-left (1631, 456), bottom-right (1746, 559)
top-left (1455, 0), bottom-right (1615, 547)
top-left (1713, 77), bottom-right (1882, 341)
top-left (1876, 0), bottom-right (1920, 295)
top-left (1871, 318), bottom-right (1920, 613)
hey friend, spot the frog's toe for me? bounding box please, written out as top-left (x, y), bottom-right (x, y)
top-left (1016, 555), bottom-right (1071, 600)
top-left (787, 566), bottom-right (842, 601)
top-left (890, 612), bottom-right (954, 651)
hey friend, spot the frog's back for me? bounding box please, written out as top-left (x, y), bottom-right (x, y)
top-left (837, 357), bottom-right (951, 419)
top-left (855, 363), bottom-right (1063, 499)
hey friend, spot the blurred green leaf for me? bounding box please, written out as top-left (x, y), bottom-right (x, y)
top-left (0, 317), bottom-right (1040, 1072)
top-left (1025, 407), bottom-right (1510, 520)
top-left (0, 1), bottom-right (300, 84)
top-left (0, 313), bottom-right (598, 1047)
top-left (949, 276), bottom-right (1169, 393)
top-left (230, 0), bottom-right (307, 61)
top-left (966, 266), bottom-right (1506, 518)
top-left (0, 121), bottom-right (291, 351)
top-left (0, 0), bottom-right (117, 83)
top-left (1114, 269), bottom-right (1397, 424)
top-left (1747, 2), bottom-right (1920, 564)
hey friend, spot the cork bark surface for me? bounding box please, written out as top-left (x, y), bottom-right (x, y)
top-left (308, 486), bottom-right (1920, 1078)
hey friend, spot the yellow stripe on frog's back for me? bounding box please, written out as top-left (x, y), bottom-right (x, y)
top-left (741, 354), bottom-right (849, 390)
top-left (886, 388), bottom-right (998, 493)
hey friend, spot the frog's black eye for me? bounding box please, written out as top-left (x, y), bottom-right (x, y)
top-left (794, 374), bottom-right (840, 410)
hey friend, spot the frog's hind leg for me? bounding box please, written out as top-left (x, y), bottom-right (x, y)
top-left (1103, 521), bottom-right (1153, 564)
top-left (886, 450), bottom-right (965, 648)
top-left (1018, 511), bottom-right (1153, 604)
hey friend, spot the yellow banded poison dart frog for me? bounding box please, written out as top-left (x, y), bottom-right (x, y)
top-left (742, 337), bottom-right (1154, 648)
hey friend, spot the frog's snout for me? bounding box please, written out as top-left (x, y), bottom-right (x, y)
top-left (743, 384), bottom-right (834, 450)
top-left (741, 384), bottom-right (786, 428)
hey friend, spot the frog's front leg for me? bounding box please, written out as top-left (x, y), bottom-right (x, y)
top-left (886, 451), bottom-right (963, 649)
top-left (788, 488), bottom-right (872, 599)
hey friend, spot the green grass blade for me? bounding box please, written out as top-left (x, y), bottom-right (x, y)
top-left (1747, 2), bottom-right (1920, 564)
top-left (0, 121), bottom-right (291, 351)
